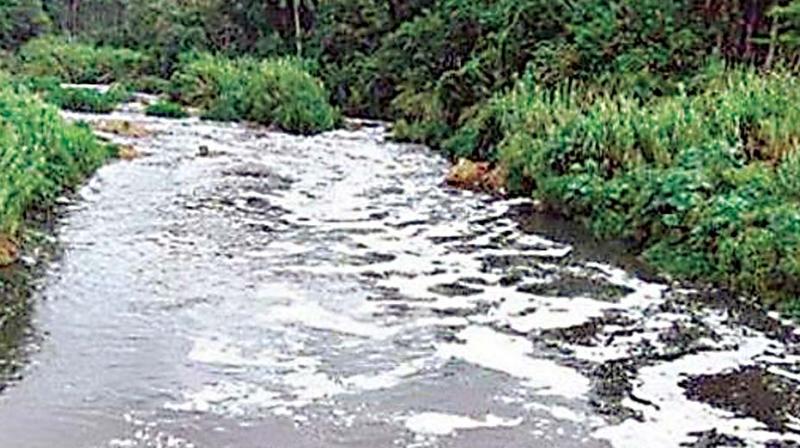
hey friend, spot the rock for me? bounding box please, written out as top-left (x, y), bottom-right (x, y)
top-left (94, 120), bottom-right (151, 138)
top-left (445, 158), bottom-right (508, 194)
top-left (0, 235), bottom-right (19, 267)
top-left (482, 165), bottom-right (508, 194)
top-left (117, 144), bottom-right (140, 161)
top-left (197, 145), bottom-right (210, 157)
top-left (446, 158), bottom-right (490, 189)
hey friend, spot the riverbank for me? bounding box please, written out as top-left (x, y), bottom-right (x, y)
top-left (1, 99), bottom-right (799, 447)
top-left (437, 69), bottom-right (800, 315)
top-left (6, 36), bottom-right (800, 318)
top-left (0, 82), bottom-right (115, 377)
top-left (0, 81), bottom-right (116, 267)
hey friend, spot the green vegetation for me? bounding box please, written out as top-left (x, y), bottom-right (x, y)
top-left (5, 76), bottom-right (131, 113)
top-left (16, 37), bottom-right (148, 83)
top-left (454, 69), bottom-right (800, 310)
top-left (145, 99), bottom-right (188, 118)
top-left (0, 81), bottom-right (114, 240)
top-left (2, 0), bottom-right (800, 309)
top-left (0, 0), bottom-right (49, 50)
top-left (171, 54), bottom-right (339, 133)
top-left (132, 76), bottom-right (171, 95)
top-left (46, 84), bottom-right (130, 113)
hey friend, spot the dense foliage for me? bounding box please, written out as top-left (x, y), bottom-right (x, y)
top-left (0, 0), bottom-right (49, 50)
top-left (0, 77), bottom-right (113, 237)
top-left (171, 54), bottom-right (339, 133)
top-left (15, 36), bottom-right (148, 83)
top-left (145, 99), bottom-right (188, 118)
top-left (452, 68), bottom-right (800, 309)
top-left (7, 74), bottom-right (131, 112)
top-left (5, 0), bottom-right (800, 309)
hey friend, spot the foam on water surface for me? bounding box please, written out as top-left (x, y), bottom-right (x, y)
top-left (0, 103), bottom-right (796, 448)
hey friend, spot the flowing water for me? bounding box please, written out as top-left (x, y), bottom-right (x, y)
top-left (0, 98), bottom-right (799, 448)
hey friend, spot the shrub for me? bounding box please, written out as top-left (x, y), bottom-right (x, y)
top-left (45, 86), bottom-right (128, 113)
top-left (170, 53), bottom-right (250, 120)
top-left (1, 74), bottom-right (131, 113)
top-left (0, 0), bottom-right (49, 51)
top-left (145, 100), bottom-right (188, 118)
top-left (171, 54), bottom-right (340, 134)
top-left (245, 59), bottom-right (340, 134)
top-left (16, 37), bottom-right (148, 84)
top-left (131, 75), bottom-right (171, 95)
top-left (480, 68), bottom-right (800, 306)
top-left (0, 86), bottom-right (113, 237)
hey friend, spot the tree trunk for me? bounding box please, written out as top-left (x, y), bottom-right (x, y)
top-left (294, 0), bottom-right (302, 57)
top-left (69, 0), bottom-right (81, 38)
top-left (765, 16), bottom-right (779, 69)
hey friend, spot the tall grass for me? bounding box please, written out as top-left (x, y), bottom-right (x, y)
top-left (7, 74), bottom-right (132, 113)
top-left (171, 54), bottom-right (340, 134)
top-left (15, 36), bottom-right (149, 84)
top-left (0, 83), bottom-right (114, 237)
top-left (145, 100), bottom-right (188, 118)
top-left (461, 68), bottom-right (800, 309)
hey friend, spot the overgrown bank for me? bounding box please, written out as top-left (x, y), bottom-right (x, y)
top-left (0, 76), bottom-right (115, 265)
top-left (170, 54), bottom-right (340, 134)
top-left (4, 0), bottom-right (800, 310)
top-left (451, 68), bottom-right (800, 313)
top-left (9, 37), bottom-right (340, 134)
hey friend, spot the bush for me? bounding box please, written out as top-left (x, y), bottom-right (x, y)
top-left (170, 53), bottom-right (248, 119)
top-left (43, 84), bottom-right (131, 113)
top-left (171, 54), bottom-right (340, 134)
top-left (16, 37), bottom-right (149, 84)
top-left (131, 75), bottom-right (171, 94)
top-left (245, 59), bottom-right (340, 134)
top-left (0, 86), bottom-right (113, 237)
top-left (476, 68), bottom-right (800, 306)
top-left (145, 100), bottom-right (188, 118)
top-left (0, 0), bottom-right (49, 50)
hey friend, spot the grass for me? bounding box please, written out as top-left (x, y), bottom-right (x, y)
top-left (6, 75), bottom-right (132, 113)
top-left (15, 36), bottom-right (148, 84)
top-left (170, 53), bottom-right (340, 134)
top-left (132, 75), bottom-right (171, 95)
top-left (47, 87), bottom-right (120, 113)
top-left (451, 67), bottom-right (800, 312)
top-left (145, 100), bottom-right (188, 118)
top-left (0, 82), bottom-right (115, 258)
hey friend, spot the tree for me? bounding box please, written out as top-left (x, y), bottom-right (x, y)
top-left (0, 0), bottom-right (50, 50)
top-left (279, 0), bottom-right (314, 57)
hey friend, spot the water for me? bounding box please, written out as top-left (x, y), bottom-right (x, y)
top-left (0, 103), bottom-right (798, 448)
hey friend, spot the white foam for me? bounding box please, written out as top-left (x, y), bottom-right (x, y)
top-left (437, 326), bottom-right (589, 399)
top-left (260, 301), bottom-right (395, 339)
top-left (499, 294), bottom-right (611, 332)
top-left (525, 402), bottom-right (593, 424)
top-left (403, 412), bottom-right (523, 436)
top-left (594, 335), bottom-right (800, 447)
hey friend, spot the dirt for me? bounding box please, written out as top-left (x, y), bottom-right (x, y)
top-left (681, 366), bottom-right (800, 433)
top-left (445, 158), bottom-right (508, 193)
top-left (517, 272), bottom-right (634, 302)
top-left (0, 236), bottom-right (19, 267)
top-left (93, 119), bottom-right (152, 138)
top-left (117, 144), bottom-right (141, 160)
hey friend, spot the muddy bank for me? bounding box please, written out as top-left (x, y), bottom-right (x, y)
top-left (0, 223), bottom-right (61, 390)
top-left (0, 266), bottom-right (32, 388)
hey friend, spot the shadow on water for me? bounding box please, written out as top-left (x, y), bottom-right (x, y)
top-left (0, 209), bottom-right (63, 393)
top-left (0, 265), bottom-right (35, 390)
top-left (506, 202), bottom-right (660, 281)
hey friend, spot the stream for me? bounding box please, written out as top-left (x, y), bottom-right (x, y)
top-left (0, 97), bottom-right (799, 448)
